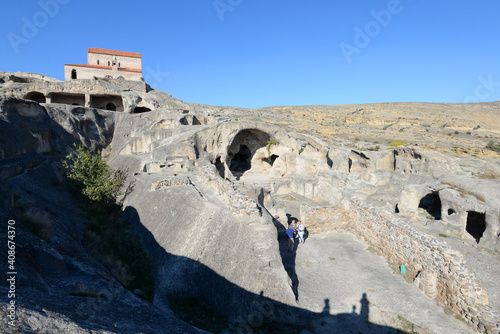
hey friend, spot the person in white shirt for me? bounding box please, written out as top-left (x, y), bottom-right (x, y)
top-left (297, 220), bottom-right (305, 244)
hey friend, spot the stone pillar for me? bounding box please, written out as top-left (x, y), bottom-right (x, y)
top-left (85, 94), bottom-right (91, 107)
top-left (414, 270), bottom-right (437, 300)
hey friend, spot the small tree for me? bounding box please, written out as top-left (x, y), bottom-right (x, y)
top-left (486, 140), bottom-right (500, 153)
top-left (63, 144), bottom-right (125, 203)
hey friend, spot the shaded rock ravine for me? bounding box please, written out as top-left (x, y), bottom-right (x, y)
top-left (1, 71), bottom-right (499, 333)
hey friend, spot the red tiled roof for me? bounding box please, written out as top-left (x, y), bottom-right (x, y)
top-left (64, 64), bottom-right (142, 73)
top-left (87, 48), bottom-right (141, 58)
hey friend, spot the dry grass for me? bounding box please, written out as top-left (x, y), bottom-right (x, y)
top-left (251, 102), bottom-right (500, 158)
top-left (20, 207), bottom-right (54, 241)
top-left (477, 171), bottom-right (499, 179)
top-left (82, 205), bottom-right (155, 301)
top-left (69, 283), bottom-right (99, 298)
top-left (442, 181), bottom-right (486, 202)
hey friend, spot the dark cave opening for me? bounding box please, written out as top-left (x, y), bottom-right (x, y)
top-left (267, 154), bottom-right (279, 166)
top-left (227, 129), bottom-right (271, 179)
top-left (229, 145), bottom-right (252, 176)
top-left (215, 157), bottom-right (225, 179)
top-left (466, 211), bottom-right (486, 243)
top-left (106, 103), bottom-right (116, 111)
top-left (134, 107), bottom-right (152, 113)
top-left (24, 91), bottom-right (46, 104)
top-left (418, 192), bottom-right (441, 220)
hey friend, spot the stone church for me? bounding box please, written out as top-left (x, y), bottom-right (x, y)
top-left (64, 48), bottom-right (142, 81)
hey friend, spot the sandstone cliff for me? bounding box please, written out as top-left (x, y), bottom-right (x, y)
top-left (1, 72), bottom-right (499, 333)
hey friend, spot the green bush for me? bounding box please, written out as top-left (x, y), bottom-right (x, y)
top-left (266, 140), bottom-right (279, 158)
top-left (267, 140), bottom-right (279, 153)
top-left (486, 140), bottom-right (500, 153)
top-left (389, 140), bottom-right (404, 148)
top-left (63, 144), bottom-right (125, 203)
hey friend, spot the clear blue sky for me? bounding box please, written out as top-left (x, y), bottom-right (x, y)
top-left (2, 0), bottom-right (499, 108)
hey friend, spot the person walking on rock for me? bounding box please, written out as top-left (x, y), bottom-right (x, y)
top-left (297, 220), bottom-right (305, 244)
top-left (286, 224), bottom-right (295, 252)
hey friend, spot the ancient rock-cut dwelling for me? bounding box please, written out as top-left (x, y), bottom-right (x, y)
top-left (64, 48), bottom-right (142, 81)
top-left (1, 69), bottom-right (499, 333)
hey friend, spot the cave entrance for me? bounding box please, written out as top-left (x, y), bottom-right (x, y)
top-left (267, 154), bottom-right (279, 166)
top-left (89, 95), bottom-right (124, 112)
top-left (227, 129), bottom-right (271, 179)
top-left (229, 145), bottom-right (252, 176)
top-left (50, 92), bottom-right (85, 106)
top-left (24, 92), bottom-right (46, 104)
top-left (192, 116), bottom-right (201, 125)
top-left (215, 157), bottom-right (225, 179)
top-left (133, 106), bottom-right (152, 113)
top-left (466, 211), bottom-right (486, 243)
top-left (106, 103), bottom-right (116, 111)
top-left (419, 192), bottom-right (441, 220)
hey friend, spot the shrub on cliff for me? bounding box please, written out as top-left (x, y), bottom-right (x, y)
top-left (389, 140), bottom-right (405, 148)
top-left (63, 144), bottom-right (125, 203)
top-left (486, 140), bottom-right (500, 153)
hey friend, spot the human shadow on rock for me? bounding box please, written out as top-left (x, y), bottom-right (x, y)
top-left (126, 206), bottom-right (407, 334)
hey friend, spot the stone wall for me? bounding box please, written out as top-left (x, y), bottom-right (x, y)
top-left (300, 205), bottom-right (348, 234)
top-left (151, 177), bottom-right (192, 190)
top-left (87, 53), bottom-right (141, 70)
top-left (197, 164), bottom-right (261, 217)
top-left (302, 200), bottom-right (500, 333)
top-left (106, 78), bottom-right (147, 93)
top-left (64, 65), bottom-right (142, 81)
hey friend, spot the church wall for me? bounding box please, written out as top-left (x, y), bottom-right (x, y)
top-left (64, 65), bottom-right (142, 81)
top-left (87, 53), bottom-right (141, 70)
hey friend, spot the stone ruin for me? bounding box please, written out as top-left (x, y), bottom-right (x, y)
top-left (1, 71), bottom-right (499, 333)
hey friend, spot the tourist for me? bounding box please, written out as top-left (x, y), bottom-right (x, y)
top-left (286, 224), bottom-right (295, 252)
top-left (297, 220), bottom-right (305, 244)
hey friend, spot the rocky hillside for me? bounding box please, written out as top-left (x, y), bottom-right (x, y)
top-left (1, 71), bottom-right (499, 333)
top-left (244, 102), bottom-right (500, 158)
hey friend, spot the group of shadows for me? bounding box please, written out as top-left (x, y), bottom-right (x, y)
top-left (11, 201), bottom-right (417, 333)
top-left (128, 207), bottom-right (412, 333)
top-left (15, 200), bottom-right (410, 333)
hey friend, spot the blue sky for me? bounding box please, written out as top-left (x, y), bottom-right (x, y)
top-left (1, 0), bottom-right (499, 108)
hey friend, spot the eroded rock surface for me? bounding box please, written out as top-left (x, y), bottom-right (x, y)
top-left (1, 72), bottom-right (499, 333)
